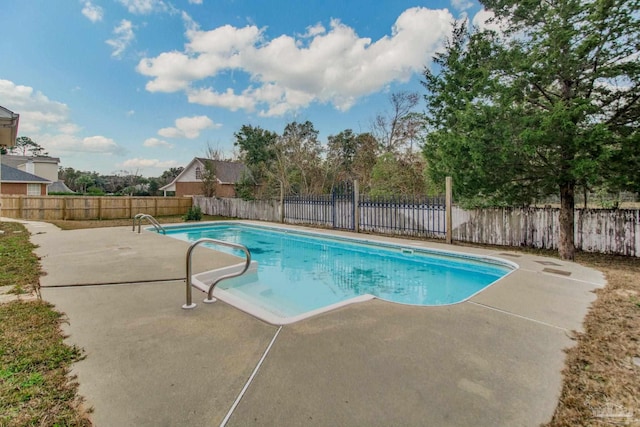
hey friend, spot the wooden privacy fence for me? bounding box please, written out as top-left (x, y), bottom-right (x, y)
top-left (195, 196), bottom-right (279, 222)
top-left (0, 195), bottom-right (192, 220)
top-left (452, 207), bottom-right (640, 257)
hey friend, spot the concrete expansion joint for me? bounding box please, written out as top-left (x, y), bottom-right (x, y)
top-left (468, 301), bottom-right (569, 332)
top-left (219, 326), bottom-right (283, 427)
top-left (45, 278), bottom-right (185, 289)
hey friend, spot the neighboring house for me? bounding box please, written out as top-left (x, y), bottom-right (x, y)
top-left (0, 154), bottom-right (71, 193)
top-left (0, 163), bottom-right (51, 195)
top-left (0, 106), bottom-right (19, 147)
top-left (160, 158), bottom-right (249, 197)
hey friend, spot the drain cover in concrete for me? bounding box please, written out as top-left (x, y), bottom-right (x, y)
top-left (498, 253), bottom-right (522, 258)
top-left (542, 268), bottom-right (572, 276)
top-left (536, 260), bottom-right (562, 266)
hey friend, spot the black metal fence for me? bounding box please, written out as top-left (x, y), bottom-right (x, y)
top-left (359, 195), bottom-right (446, 238)
top-left (283, 184), bottom-right (447, 238)
top-left (284, 194), bottom-right (333, 227)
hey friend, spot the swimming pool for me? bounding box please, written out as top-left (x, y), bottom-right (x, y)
top-left (160, 222), bottom-right (516, 324)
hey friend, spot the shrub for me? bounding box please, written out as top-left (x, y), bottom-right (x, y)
top-left (183, 205), bottom-right (203, 221)
top-left (86, 186), bottom-right (105, 195)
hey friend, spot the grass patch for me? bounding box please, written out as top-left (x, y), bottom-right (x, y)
top-left (0, 222), bottom-right (41, 294)
top-left (48, 214), bottom-right (228, 230)
top-left (0, 301), bottom-right (90, 426)
top-left (1, 221), bottom-right (90, 425)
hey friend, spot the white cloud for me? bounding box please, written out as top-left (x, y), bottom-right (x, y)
top-left (106, 19), bottom-right (135, 58)
top-left (186, 87), bottom-right (257, 111)
top-left (82, 1), bottom-right (104, 22)
top-left (42, 134), bottom-right (125, 154)
top-left (58, 123), bottom-right (81, 134)
top-left (126, 110), bottom-right (135, 116)
top-left (472, 9), bottom-right (503, 33)
top-left (117, 0), bottom-right (167, 14)
top-left (119, 158), bottom-right (179, 169)
top-left (0, 79), bottom-right (70, 134)
top-left (80, 136), bottom-right (122, 152)
top-left (0, 79), bottom-right (124, 155)
top-left (188, 0), bottom-right (203, 4)
top-left (301, 23), bottom-right (326, 38)
top-left (451, 0), bottom-right (474, 12)
top-left (143, 137), bottom-right (173, 148)
top-left (158, 115), bottom-right (219, 139)
top-left (137, 7), bottom-right (453, 116)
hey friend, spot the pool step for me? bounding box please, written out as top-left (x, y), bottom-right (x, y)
top-left (191, 261), bottom-right (260, 298)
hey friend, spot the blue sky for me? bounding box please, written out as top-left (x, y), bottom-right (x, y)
top-left (1, 0), bottom-right (487, 177)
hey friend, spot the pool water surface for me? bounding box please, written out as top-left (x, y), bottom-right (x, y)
top-left (160, 222), bottom-right (516, 323)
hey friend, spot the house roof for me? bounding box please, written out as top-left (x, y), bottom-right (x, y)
top-left (194, 158), bottom-right (249, 184)
top-left (1, 163), bottom-right (51, 184)
top-left (159, 157), bottom-right (250, 191)
top-left (0, 154), bottom-right (61, 168)
top-left (48, 180), bottom-right (75, 193)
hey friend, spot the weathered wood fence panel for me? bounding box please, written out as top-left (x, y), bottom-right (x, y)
top-left (453, 207), bottom-right (640, 257)
top-left (575, 209), bottom-right (640, 257)
top-left (0, 196), bottom-right (192, 220)
top-left (195, 196), bottom-right (279, 221)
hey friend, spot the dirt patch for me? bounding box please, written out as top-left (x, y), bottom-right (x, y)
top-left (545, 253), bottom-right (640, 427)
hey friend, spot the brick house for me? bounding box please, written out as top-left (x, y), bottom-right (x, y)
top-left (160, 158), bottom-right (249, 197)
top-left (1, 154), bottom-right (74, 193)
top-left (0, 163), bottom-right (51, 195)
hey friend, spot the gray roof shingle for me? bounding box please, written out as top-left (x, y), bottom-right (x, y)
top-left (1, 163), bottom-right (51, 183)
top-left (1, 155), bottom-right (60, 169)
top-left (195, 158), bottom-right (250, 184)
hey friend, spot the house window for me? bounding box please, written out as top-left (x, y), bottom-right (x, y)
top-left (195, 167), bottom-right (201, 180)
top-left (27, 184), bottom-right (41, 196)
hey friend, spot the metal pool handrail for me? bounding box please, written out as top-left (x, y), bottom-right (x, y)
top-left (132, 213), bottom-right (166, 234)
top-left (183, 238), bottom-right (252, 309)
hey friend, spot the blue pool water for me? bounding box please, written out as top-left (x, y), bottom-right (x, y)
top-left (162, 223), bottom-right (514, 319)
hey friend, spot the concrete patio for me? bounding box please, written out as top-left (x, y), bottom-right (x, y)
top-left (17, 219), bottom-right (605, 426)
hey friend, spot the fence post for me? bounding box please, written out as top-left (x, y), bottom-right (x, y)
top-left (279, 181), bottom-right (285, 223)
top-left (354, 180), bottom-right (360, 233)
top-left (446, 176), bottom-right (452, 244)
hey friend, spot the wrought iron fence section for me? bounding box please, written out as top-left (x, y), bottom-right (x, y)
top-left (359, 194), bottom-right (446, 237)
top-left (283, 185), bottom-right (446, 237)
top-left (284, 194), bottom-right (333, 227)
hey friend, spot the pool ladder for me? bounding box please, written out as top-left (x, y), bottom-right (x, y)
top-left (132, 213), bottom-right (166, 234)
top-left (183, 238), bottom-right (252, 309)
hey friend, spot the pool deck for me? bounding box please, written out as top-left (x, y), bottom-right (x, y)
top-left (15, 219), bottom-right (604, 426)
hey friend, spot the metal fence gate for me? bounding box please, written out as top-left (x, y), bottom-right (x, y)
top-left (332, 182), bottom-right (355, 230)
